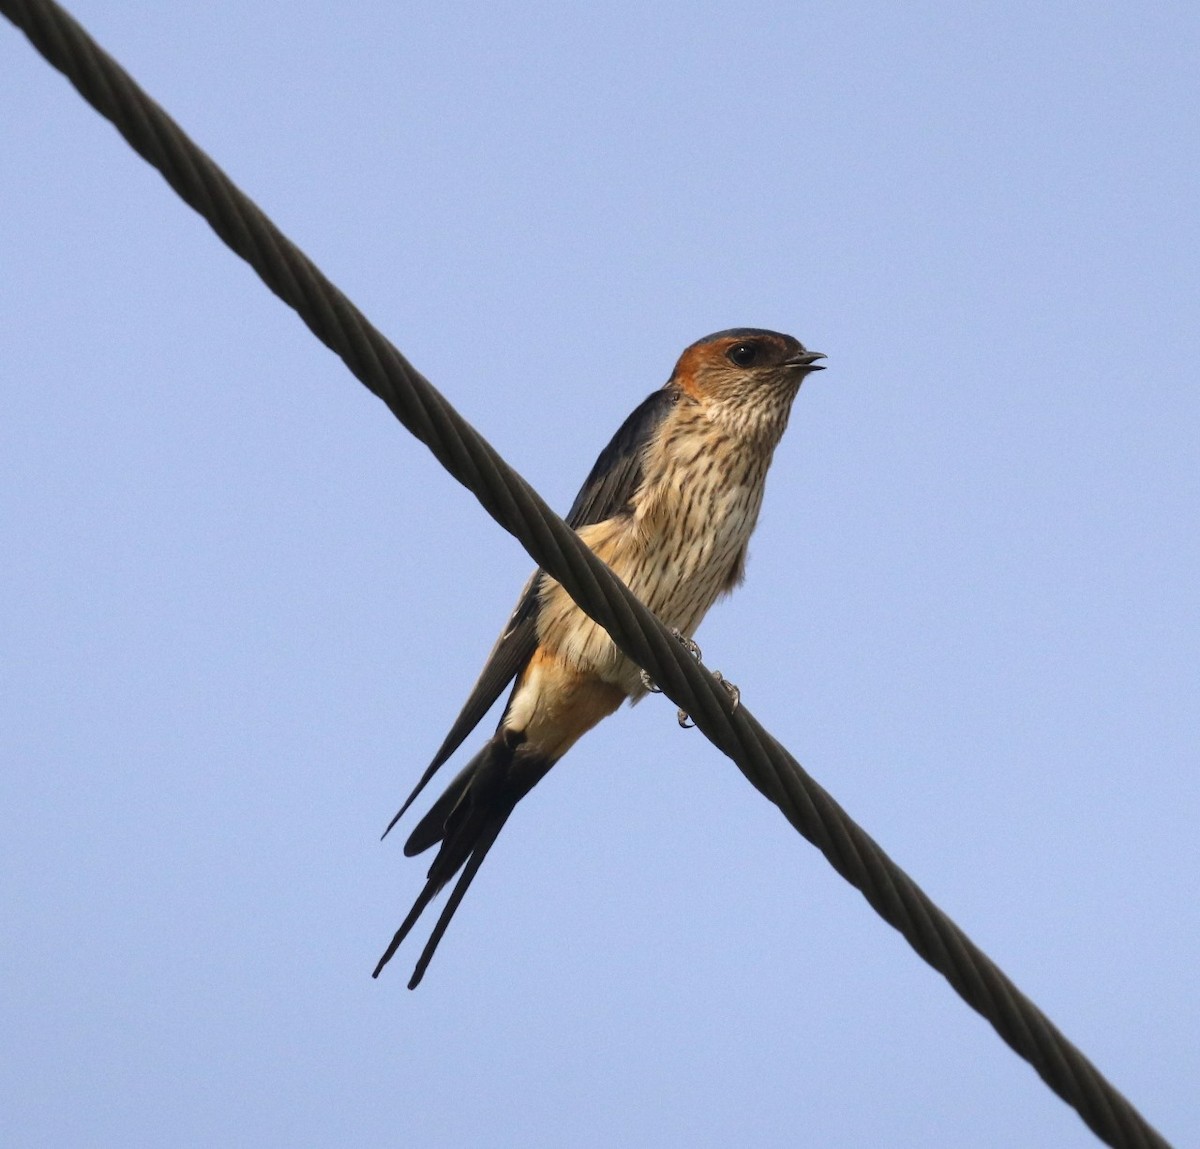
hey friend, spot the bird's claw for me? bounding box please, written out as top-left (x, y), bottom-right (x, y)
top-left (643, 628), bottom-right (734, 729)
top-left (638, 668), bottom-right (661, 693)
top-left (676, 632), bottom-right (703, 662)
top-left (716, 672), bottom-right (740, 710)
top-left (676, 671), bottom-right (740, 729)
top-left (638, 630), bottom-right (739, 728)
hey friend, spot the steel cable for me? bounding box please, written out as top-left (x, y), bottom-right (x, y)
top-left (0, 2), bottom-right (1171, 1145)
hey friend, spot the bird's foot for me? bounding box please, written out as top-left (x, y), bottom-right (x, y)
top-left (638, 629), bottom-right (702, 694)
top-left (676, 671), bottom-right (740, 729)
top-left (637, 631), bottom-right (739, 729)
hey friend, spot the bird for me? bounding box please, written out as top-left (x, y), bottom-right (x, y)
top-left (374, 328), bottom-right (825, 987)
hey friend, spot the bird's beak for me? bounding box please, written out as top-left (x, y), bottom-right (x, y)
top-left (784, 350), bottom-right (826, 372)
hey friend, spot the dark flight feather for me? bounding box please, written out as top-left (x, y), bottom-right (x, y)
top-left (381, 384), bottom-right (677, 838)
top-left (560, 385), bottom-right (678, 527)
top-left (373, 385), bottom-right (679, 983)
top-left (375, 733), bottom-right (558, 984)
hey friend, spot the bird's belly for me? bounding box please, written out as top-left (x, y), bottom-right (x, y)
top-left (537, 474), bottom-right (765, 695)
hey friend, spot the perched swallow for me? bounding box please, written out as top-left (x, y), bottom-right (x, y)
top-left (375, 328), bottom-right (825, 986)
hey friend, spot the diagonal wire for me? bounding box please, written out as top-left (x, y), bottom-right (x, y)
top-left (0, 2), bottom-right (1172, 1146)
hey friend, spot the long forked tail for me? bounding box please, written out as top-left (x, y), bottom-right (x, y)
top-left (374, 733), bottom-right (556, 988)
top-left (372, 814), bottom-right (509, 988)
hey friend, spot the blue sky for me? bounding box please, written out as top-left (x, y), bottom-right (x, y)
top-left (2, 2), bottom-right (1197, 1145)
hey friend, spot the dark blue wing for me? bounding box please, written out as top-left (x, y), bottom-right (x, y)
top-left (383, 384), bottom-right (677, 835)
top-left (562, 385), bottom-right (678, 529)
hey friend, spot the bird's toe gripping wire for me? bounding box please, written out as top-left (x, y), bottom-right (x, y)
top-left (639, 628), bottom-right (702, 694)
top-left (676, 672), bottom-right (740, 729)
top-left (638, 630), bottom-right (740, 729)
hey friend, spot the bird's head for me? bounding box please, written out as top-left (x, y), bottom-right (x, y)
top-left (670, 328), bottom-right (825, 438)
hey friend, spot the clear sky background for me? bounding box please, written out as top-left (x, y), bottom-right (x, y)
top-left (2, 3), bottom-right (1197, 1146)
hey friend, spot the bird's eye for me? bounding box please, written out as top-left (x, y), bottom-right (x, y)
top-left (727, 343), bottom-right (758, 367)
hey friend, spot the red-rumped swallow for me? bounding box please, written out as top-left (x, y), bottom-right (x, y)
top-left (374, 328), bottom-right (825, 986)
